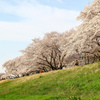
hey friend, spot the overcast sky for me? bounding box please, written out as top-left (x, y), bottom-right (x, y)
top-left (0, 0), bottom-right (93, 73)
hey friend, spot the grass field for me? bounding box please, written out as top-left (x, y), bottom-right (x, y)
top-left (0, 62), bottom-right (100, 100)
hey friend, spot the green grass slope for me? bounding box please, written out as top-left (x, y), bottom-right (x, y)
top-left (0, 63), bottom-right (100, 100)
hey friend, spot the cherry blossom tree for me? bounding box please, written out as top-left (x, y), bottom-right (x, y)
top-left (76, 0), bottom-right (100, 63)
top-left (21, 32), bottom-right (67, 70)
top-left (62, 0), bottom-right (100, 65)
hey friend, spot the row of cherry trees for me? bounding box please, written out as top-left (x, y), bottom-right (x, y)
top-left (3, 30), bottom-right (76, 75)
top-left (2, 0), bottom-right (100, 76)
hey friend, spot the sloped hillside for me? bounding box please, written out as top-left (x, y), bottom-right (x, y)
top-left (0, 63), bottom-right (100, 100)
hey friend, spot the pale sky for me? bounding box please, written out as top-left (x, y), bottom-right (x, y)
top-left (0, 0), bottom-right (93, 73)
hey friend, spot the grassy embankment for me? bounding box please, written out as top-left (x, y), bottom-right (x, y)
top-left (0, 62), bottom-right (100, 100)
